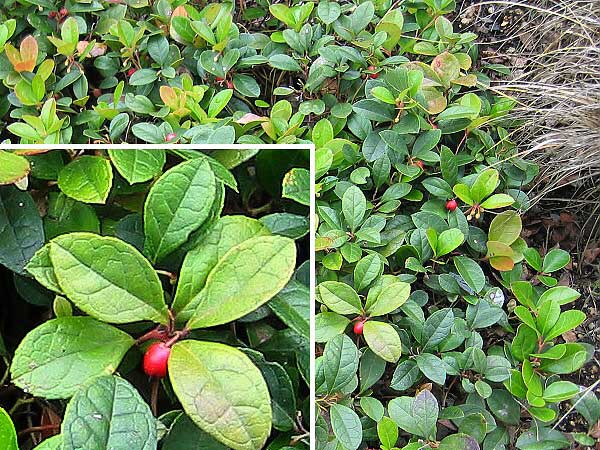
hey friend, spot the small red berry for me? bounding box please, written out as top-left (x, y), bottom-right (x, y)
top-left (143, 342), bottom-right (171, 378)
top-left (48, 11), bottom-right (57, 19)
top-left (59, 7), bottom-right (68, 16)
top-left (127, 68), bottom-right (137, 77)
top-left (413, 160), bottom-right (424, 170)
top-left (353, 320), bottom-right (365, 335)
top-left (165, 132), bottom-right (177, 142)
top-left (215, 76), bottom-right (225, 82)
top-left (92, 88), bottom-right (102, 97)
top-left (367, 65), bottom-right (379, 79)
top-left (446, 199), bottom-right (458, 212)
top-left (226, 80), bottom-right (234, 89)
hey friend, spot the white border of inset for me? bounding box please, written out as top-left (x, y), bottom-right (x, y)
top-left (2, 144), bottom-right (316, 449)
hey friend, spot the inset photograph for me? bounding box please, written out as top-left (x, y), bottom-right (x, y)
top-left (0, 148), bottom-right (310, 450)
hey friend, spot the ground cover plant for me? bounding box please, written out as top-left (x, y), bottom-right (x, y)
top-left (306, 2), bottom-right (599, 450)
top-left (0, 148), bottom-right (310, 449)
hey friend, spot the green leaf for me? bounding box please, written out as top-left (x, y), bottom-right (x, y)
top-left (435, 228), bottom-right (464, 257)
top-left (317, 281), bottom-right (362, 314)
top-left (162, 413), bottom-right (228, 450)
top-left (487, 389), bottom-right (521, 425)
top-left (390, 359), bottom-right (420, 391)
top-left (62, 376), bottom-right (156, 450)
top-left (419, 308), bottom-right (454, 350)
top-left (354, 254), bottom-right (384, 291)
top-left (269, 280), bottom-right (310, 339)
top-left (377, 416), bottom-right (399, 448)
top-left (315, 312), bottom-right (350, 342)
top-left (10, 317), bottom-right (134, 399)
top-left (538, 286), bottom-right (580, 307)
top-left (129, 68), bottom-right (158, 86)
top-left (44, 192), bottom-right (100, 239)
top-left (32, 436), bottom-right (62, 449)
top-left (415, 353), bottom-right (446, 385)
top-left (282, 168), bottom-right (310, 205)
top-left (360, 396), bottom-right (384, 421)
top-left (172, 216), bottom-right (270, 321)
top-left (208, 89), bottom-right (233, 117)
top-left (0, 150), bottom-right (30, 185)
top-left (321, 334), bottom-right (359, 394)
top-left (480, 193), bottom-right (515, 209)
top-left (389, 390), bottom-right (438, 440)
top-left (342, 185), bottom-right (366, 231)
top-left (470, 168), bottom-right (499, 204)
top-left (49, 233), bottom-right (168, 324)
top-left (438, 433), bottom-right (480, 450)
top-left (108, 149), bottom-right (166, 184)
top-left (543, 381), bottom-right (580, 403)
top-left (317, 1), bottom-right (341, 24)
top-left (453, 256), bottom-right (485, 293)
top-left (363, 320), bottom-right (402, 363)
top-left (330, 404), bottom-right (362, 450)
top-left (542, 249), bottom-right (570, 273)
top-left (268, 54), bottom-right (301, 71)
top-left (187, 236), bottom-right (296, 329)
top-left (58, 156), bottom-right (113, 204)
top-left (545, 310), bottom-right (586, 341)
top-left (169, 340), bottom-right (271, 450)
top-left (488, 211), bottom-right (522, 245)
top-left (259, 212), bottom-right (309, 239)
top-left (26, 245), bottom-right (61, 293)
top-left (144, 158), bottom-right (218, 262)
top-left (0, 407), bottom-right (18, 450)
top-left (0, 186), bottom-right (45, 274)
top-left (365, 281), bottom-right (410, 316)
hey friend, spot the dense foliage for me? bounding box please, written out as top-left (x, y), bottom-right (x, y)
top-left (306, 2), bottom-right (599, 450)
top-left (0, 149), bottom-right (310, 449)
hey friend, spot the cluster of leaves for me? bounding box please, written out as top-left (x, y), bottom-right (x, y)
top-left (308, 2), bottom-right (599, 450)
top-left (0, 148), bottom-right (310, 450)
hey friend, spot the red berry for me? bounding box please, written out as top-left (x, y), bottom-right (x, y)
top-left (92, 88), bottom-right (102, 97)
top-left (446, 199), bottom-right (458, 212)
top-left (367, 65), bottom-right (379, 79)
top-left (59, 7), bottom-right (68, 16)
top-left (143, 342), bottom-right (171, 378)
top-left (413, 160), bottom-right (424, 170)
top-left (353, 320), bottom-right (365, 335)
top-left (165, 132), bottom-right (177, 142)
top-left (127, 68), bottom-right (137, 77)
top-left (215, 76), bottom-right (225, 82)
top-left (48, 11), bottom-right (57, 18)
top-left (226, 80), bottom-right (234, 89)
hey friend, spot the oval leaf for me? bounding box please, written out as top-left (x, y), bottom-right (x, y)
top-left (11, 317), bottom-right (134, 398)
top-left (169, 340), bottom-right (271, 450)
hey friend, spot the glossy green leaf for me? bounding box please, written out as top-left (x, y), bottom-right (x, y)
top-left (363, 320), bottom-right (401, 363)
top-left (187, 235), bottom-right (296, 329)
top-left (11, 317), bottom-right (133, 399)
top-left (108, 149), bottom-right (166, 184)
top-left (0, 186), bottom-right (45, 274)
top-left (144, 158), bottom-right (217, 262)
top-left (330, 404), bottom-right (362, 450)
top-left (49, 233), bottom-right (168, 324)
top-left (62, 376), bottom-right (157, 450)
top-left (169, 340), bottom-right (271, 450)
top-left (172, 216), bottom-right (270, 320)
top-left (58, 156), bottom-right (113, 204)
top-left (0, 150), bottom-right (30, 185)
top-left (0, 407), bottom-right (18, 450)
top-left (317, 281), bottom-right (362, 315)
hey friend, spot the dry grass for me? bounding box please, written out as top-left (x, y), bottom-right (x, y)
top-left (457, 0), bottom-right (600, 241)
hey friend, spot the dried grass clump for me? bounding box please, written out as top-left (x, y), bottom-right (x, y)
top-left (458, 0), bottom-right (600, 239)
